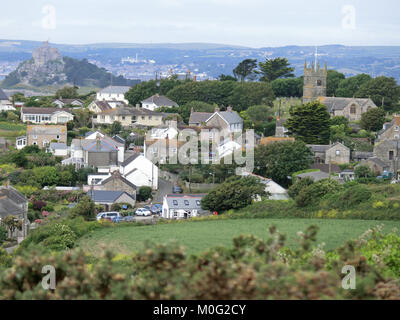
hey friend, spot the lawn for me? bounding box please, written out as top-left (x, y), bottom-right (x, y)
top-left (77, 218), bottom-right (400, 256)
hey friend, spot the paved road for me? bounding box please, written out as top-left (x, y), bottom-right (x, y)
top-left (154, 178), bottom-right (174, 203)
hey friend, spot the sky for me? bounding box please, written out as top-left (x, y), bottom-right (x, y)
top-left (0, 0), bottom-right (399, 47)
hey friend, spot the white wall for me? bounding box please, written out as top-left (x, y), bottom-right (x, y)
top-left (97, 92), bottom-right (128, 104)
top-left (121, 155), bottom-right (158, 189)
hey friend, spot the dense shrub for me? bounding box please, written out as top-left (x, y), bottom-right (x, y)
top-left (321, 184), bottom-right (372, 210)
top-left (296, 179), bottom-right (342, 207)
top-left (137, 187), bottom-right (153, 202)
top-left (69, 196), bottom-right (95, 220)
top-left (288, 177), bottom-right (314, 199)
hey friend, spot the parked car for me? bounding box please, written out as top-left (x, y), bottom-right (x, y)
top-left (96, 211), bottom-right (120, 222)
top-left (123, 216), bottom-right (135, 222)
top-left (135, 208), bottom-right (152, 216)
top-left (151, 204), bottom-right (162, 214)
top-left (172, 186), bottom-right (183, 193)
top-left (111, 216), bottom-right (125, 223)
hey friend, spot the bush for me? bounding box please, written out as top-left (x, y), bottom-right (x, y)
top-left (288, 177), bottom-right (314, 199)
top-left (321, 184), bottom-right (372, 210)
top-left (0, 225), bottom-right (7, 245)
top-left (137, 187), bottom-right (153, 202)
top-left (32, 200), bottom-right (47, 211)
top-left (69, 196), bottom-right (95, 220)
top-left (355, 165), bottom-right (374, 179)
top-left (41, 223), bottom-right (77, 251)
top-left (296, 178), bottom-right (342, 207)
top-left (111, 203), bottom-right (133, 211)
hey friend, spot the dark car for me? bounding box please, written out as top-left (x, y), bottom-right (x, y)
top-left (172, 186), bottom-right (183, 193)
top-left (151, 204), bottom-right (162, 214)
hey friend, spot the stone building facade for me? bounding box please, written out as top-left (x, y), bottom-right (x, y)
top-left (303, 61), bottom-right (327, 103)
top-left (26, 125), bottom-right (67, 149)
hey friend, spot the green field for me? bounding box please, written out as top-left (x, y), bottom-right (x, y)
top-left (78, 218), bottom-right (400, 256)
top-left (0, 121), bottom-right (26, 144)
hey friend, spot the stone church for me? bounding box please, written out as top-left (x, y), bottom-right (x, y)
top-left (303, 61), bottom-right (377, 121)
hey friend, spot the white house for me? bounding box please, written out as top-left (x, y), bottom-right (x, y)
top-left (0, 88), bottom-right (14, 111)
top-left (96, 86), bottom-right (131, 104)
top-left (52, 99), bottom-right (84, 109)
top-left (48, 142), bottom-right (68, 157)
top-left (141, 94), bottom-right (178, 111)
top-left (240, 171), bottom-right (289, 200)
top-left (21, 107), bottom-right (74, 124)
top-left (162, 194), bottom-right (207, 219)
top-left (216, 139), bottom-right (242, 160)
top-left (120, 153), bottom-right (158, 189)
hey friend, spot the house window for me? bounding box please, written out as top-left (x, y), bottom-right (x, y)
top-left (317, 80), bottom-right (322, 86)
top-left (336, 150), bottom-right (340, 156)
top-left (196, 200), bottom-right (201, 206)
top-left (389, 151), bottom-right (394, 160)
top-left (184, 200), bottom-right (189, 206)
top-left (141, 116), bottom-right (145, 120)
top-left (111, 116), bottom-right (115, 121)
top-left (173, 200), bottom-right (178, 206)
top-left (33, 135), bottom-right (37, 139)
top-left (149, 116), bottom-right (152, 120)
top-left (395, 135), bottom-right (400, 139)
top-left (395, 126), bottom-right (399, 132)
top-left (350, 105), bottom-right (357, 114)
top-left (56, 135), bottom-right (60, 139)
top-left (122, 116), bottom-right (125, 120)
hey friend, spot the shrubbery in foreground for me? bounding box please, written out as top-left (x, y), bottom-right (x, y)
top-left (1, 225), bottom-right (400, 299)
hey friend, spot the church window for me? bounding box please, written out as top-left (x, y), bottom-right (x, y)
top-left (350, 105), bottom-right (357, 114)
top-left (389, 151), bottom-right (394, 161)
top-left (317, 80), bottom-right (322, 86)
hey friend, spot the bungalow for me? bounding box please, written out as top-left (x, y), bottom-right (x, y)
top-left (52, 98), bottom-right (84, 108)
top-left (162, 194), bottom-right (208, 219)
top-left (96, 86), bottom-right (131, 104)
top-left (21, 107), bottom-right (74, 124)
top-left (86, 190), bottom-right (136, 210)
top-left (141, 94), bottom-right (178, 111)
top-left (20, 125), bottom-right (67, 149)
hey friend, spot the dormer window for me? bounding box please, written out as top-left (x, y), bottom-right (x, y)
top-left (173, 200), bottom-right (178, 206)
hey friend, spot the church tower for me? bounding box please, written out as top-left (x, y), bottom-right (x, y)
top-left (302, 60), bottom-right (327, 103)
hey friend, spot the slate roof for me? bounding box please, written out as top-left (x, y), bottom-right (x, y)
top-left (311, 163), bottom-right (341, 174)
top-left (165, 194), bottom-right (206, 210)
top-left (87, 190), bottom-right (135, 203)
top-left (307, 144), bottom-right (330, 153)
top-left (319, 97), bottom-right (374, 112)
top-left (112, 134), bottom-right (126, 144)
top-left (215, 111), bottom-right (243, 125)
top-left (82, 139), bottom-right (119, 153)
top-left (0, 186), bottom-right (27, 218)
top-left (93, 101), bottom-right (113, 111)
top-left (99, 86), bottom-right (131, 95)
top-left (296, 171), bottom-right (331, 181)
top-left (27, 125), bottom-right (67, 135)
top-left (49, 142), bottom-right (67, 150)
top-left (121, 153), bottom-right (141, 167)
top-left (0, 88), bottom-right (9, 100)
top-left (189, 112), bottom-right (213, 124)
top-left (21, 107), bottom-right (72, 115)
top-left (142, 94), bottom-right (178, 107)
top-left (367, 157), bottom-right (389, 168)
top-left (101, 174), bottom-right (137, 190)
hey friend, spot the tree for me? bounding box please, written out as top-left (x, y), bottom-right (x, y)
top-left (55, 86), bottom-right (79, 99)
top-left (335, 74), bottom-right (372, 97)
top-left (356, 76), bottom-right (400, 112)
top-left (2, 215), bottom-right (22, 238)
top-left (360, 108), bottom-right (386, 132)
top-left (137, 187), bottom-right (153, 202)
top-left (355, 165), bottom-right (373, 179)
top-left (218, 74), bottom-right (237, 82)
top-left (233, 59), bottom-right (257, 82)
top-left (69, 196), bottom-right (95, 220)
top-left (285, 101), bottom-right (331, 144)
top-left (296, 178), bottom-right (342, 207)
top-left (270, 77), bottom-right (303, 97)
top-left (326, 70), bottom-right (345, 97)
top-left (110, 121), bottom-right (122, 135)
top-left (201, 176), bottom-right (267, 212)
top-left (254, 141), bottom-right (313, 187)
top-left (257, 58), bottom-right (295, 82)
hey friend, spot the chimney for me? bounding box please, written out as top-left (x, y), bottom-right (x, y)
top-left (214, 106), bottom-right (220, 112)
top-left (136, 104), bottom-right (140, 110)
top-left (227, 106), bottom-right (233, 112)
top-left (191, 107), bottom-right (194, 113)
top-left (96, 134), bottom-right (101, 151)
top-left (394, 114), bottom-right (400, 126)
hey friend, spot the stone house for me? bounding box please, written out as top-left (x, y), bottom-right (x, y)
top-left (96, 86), bottom-right (131, 104)
top-left (86, 190), bottom-right (136, 210)
top-left (100, 171), bottom-right (137, 196)
top-left (189, 107), bottom-right (243, 133)
top-left (24, 124), bottom-right (67, 149)
top-left (307, 142), bottom-right (350, 164)
top-left (162, 194), bottom-right (208, 219)
top-left (377, 115), bottom-right (400, 142)
top-left (373, 140), bottom-right (400, 176)
top-left (361, 157), bottom-right (390, 176)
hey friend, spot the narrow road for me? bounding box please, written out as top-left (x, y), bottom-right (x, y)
top-left (154, 178), bottom-right (174, 204)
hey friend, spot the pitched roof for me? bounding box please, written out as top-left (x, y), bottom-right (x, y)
top-left (92, 101), bottom-right (113, 111)
top-left (311, 163), bottom-right (341, 174)
top-left (49, 142), bottom-right (67, 150)
top-left (307, 144), bottom-right (330, 153)
top-left (367, 157), bottom-right (389, 168)
top-left (21, 107), bottom-right (72, 115)
top-left (165, 194), bottom-right (206, 210)
top-left (0, 186), bottom-right (27, 218)
top-left (99, 86), bottom-right (131, 95)
top-left (27, 125), bottom-right (67, 135)
top-left (189, 112), bottom-right (213, 124)
top-left (101, 173), bottom-right (137, 190)
top-left (121, 153), bottom-right (141, 167)
top-left (296, 171), bottom-right (331, 181)
top-left (53, 99), bottom-right (83, 104)
top-left (319, 97), bottom-right (375, 112)
top-left (112, 134), bottom-right (126, 144)
top-left (82, 139), bottom-right (119, 153)
top-left (0, 88), bottom-right (9, 100)
top-left (142, 94), bottom-right (178, 107)
top-left (87, 190), bottom-right (135, 203)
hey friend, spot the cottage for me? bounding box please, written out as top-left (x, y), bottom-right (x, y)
top-left (307, 142), bottom-right (350, 164)
top-left (162, 194), bottom-right (208, 219)
top-left (48, 142), bottom-right (68, 157)
top-left (87, 190), bottom-right (136, 210)
top-left (96, 86), bottom-right (131, 104)
top-left (361, 157), bottom-right (390, 176)
top-left (120, 153), bottom-right (158, 189)
top-left (23, 125), bottom-right (67, 149)
top-left (141, 94), bottom-right (178, 111)
top-left (189, 106), bottom-right (243, 133)
top-left (377, 115), bottom-right (400, 142)
top-left (21, 107), bottom-right (74, 124)
top-left (296, 170), bottom-right (331, 182)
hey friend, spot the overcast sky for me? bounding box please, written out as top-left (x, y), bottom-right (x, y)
top-left (0, 0), bottom-right (399, 47)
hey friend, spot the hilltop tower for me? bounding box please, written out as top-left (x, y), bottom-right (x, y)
top-left (302, 60), bottom-right (327, 103)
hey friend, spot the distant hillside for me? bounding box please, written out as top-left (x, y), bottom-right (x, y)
top-left (1, 42), bottom-right (138, 89)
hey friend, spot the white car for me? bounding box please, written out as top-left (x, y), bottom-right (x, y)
top-left (96, 211), bottom-right (120, 221)
top-left (135, 208), bottom-right (152, 216)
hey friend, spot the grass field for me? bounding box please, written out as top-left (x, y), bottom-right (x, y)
top-left (0, 121), bottom-right (26, 144)
top-left (78, 218), bottom-right (400, 256)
